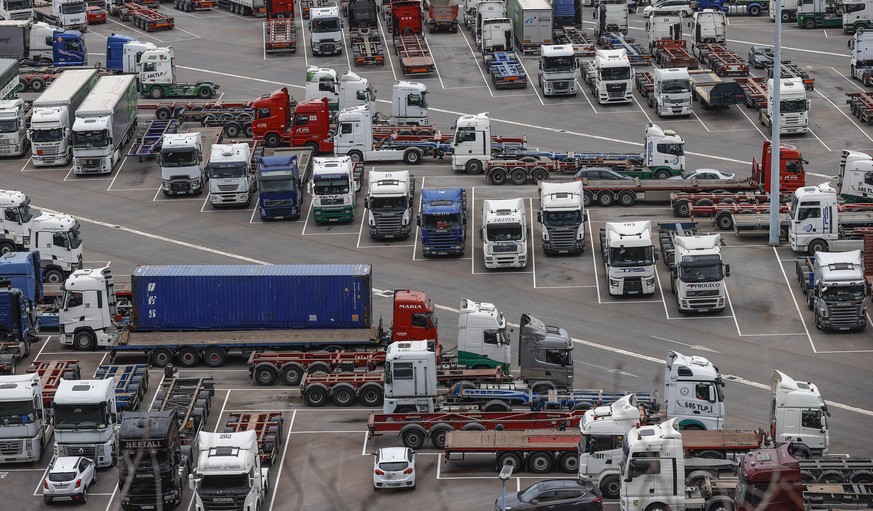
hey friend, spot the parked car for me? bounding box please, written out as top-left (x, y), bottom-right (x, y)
top-left (494, 479), bottom-right (603, 511)
top-left (748, 45), bottom-right (775, 69)
top-left (86, 5), bottom-right (107, 24)
top-left (668, 168), bottom-right (737, 180)
top-left (643, 0), bottom-right (693, 17)
top-left (44, 456), bottom-right (97, 505)
top-left (373, 447), bottom-right (416, 490)
top-left (575, 167), bottom-right (633, 181)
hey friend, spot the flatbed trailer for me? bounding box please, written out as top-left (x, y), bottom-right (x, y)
top-left (0, 341), bottom-right (30, 375)
top-left (450, 385), bottom-right (656, 412)
top-left (350, 28), bottom-right (384, 67)
top-left (635, 71), bottom-right (653, 96)
top-left (848, 91), bottom-right (873, 123)
top-left (93, 364), bottom-right (149, 412)
top-left (736, 76), bottom-right (768, 108)
top-left (222, 412), bottom-right (284, 466)
top-left (299, 366), bottom-right (512, 407)
top-left (127, 119), bottom-right (181, 161)
top-left (368, 410), bottom-right (584, 450)
top-left (151, 377), bottom-right (214, 444)
top-left (265, 18), bottom-right (297, 53)
top-left (443, 430), bottom-right (581, 473)
top-left (249, 350), bottom-right (387, 386)
top-left (300, 0), bottom-right (327, 18)
top-left (600, 33), bottom-right (652, 66)
top-left (553, 26), bottom-right (596, 57)
top-left (484, 51), bottom-right (527, 89)
top-left (577, 176), bottom-right (767, 208)
top-left (18, 67), bottom-right (62, 93)
top-left (485, 156), bottom-right (673, 186)
top-left (111, 3), bottom-right (176, 31)
top-left (798, 457), bottom-right (873, 483)
top-left (653, 40), bottom-right (698, 69)
top-left (690, 70), bottom-right (746, 109)
top-left (141, 99), bottom-right (255, 121)
top-left (770, 61), bottom-right (814, 90)
top-left (696, 43), bottom-right (749, 77)
top-left (25, 360), bottom-right (81, 407)
top-left (394, 32), bottom-right (435, 75)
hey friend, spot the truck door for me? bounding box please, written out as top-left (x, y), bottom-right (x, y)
top-left (453, 126), bottom-right (483, 158)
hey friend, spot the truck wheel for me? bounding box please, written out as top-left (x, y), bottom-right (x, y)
top-left (347, 150), bottom-right (363, 163)
top-left (359, 384), bottom-right (383, 406)
top-left (401, 427), bottom-right (426, 450)
top-left (804, 18), bottom-right (816, 29)
top-left (73, 331), bottom-right (97, 351)
top-left (599, 474), bottom-right (621, 499)
top-left (557, 452), bottom-right (579, 473)
top-left (203, 347), bottom-right (227, 367)
top-left (224, 122), bottom-right (242, 138)
top-left (807, 291), bottom-right (814, 310)
top-left (808, 239), bottom-right (828, 254)
top-left (488, 168), bottom-right (508, 185)
top-left (0, 242), bottom-right (14, 255)
top-left (155, 106), bottom-right (172, 120)
top-left (280, 364), bottom-right (304, 386)
top-left (264, 133), bottom-right (281, 148)
top-left (617, 191), bottom-right (636, 207)
top-left (510, 168), bottom-right (528, 185)
top-left (43, 268), bottom-right (65, 284)
top-left (254, 364), bottom-right (278, 386)
top-left (198, 87), bottom-right (213, 99)
top-left (818, 471), bottom-right (847, 483)
top-left (304, 141), bottom-right (319, 154)
top-left (30, 78), bottom-right (46, 92)
top-left (149, 86), bottom-right (165, 99)
top-left (851, 470), bottom-right (873, 484)
top-left (749, 5), bottom-right (761, 15)
top-left (244, 124), bottom-right (253, 137)
top-left (303, 385), bottom-right (328, 407)
top-left (705, 498), bottom-right (735, 511)
top-left (782, 12), bottom-right (792, 22)
top-left (528, 451), bottom-right (554, 474)
top-left (597, 193), bottom-right (615, 207)
top-left (464, 159), bottom-right (483, 175)
top-left (482, 400), bottom-right (511, 412)
top-left (582, 191), bottom-right (593, 207)
top-left (673, 199), bottom-right (691, 217)
top-left (461, 422), bottom-right (485, 431)
top-left (654, 169), bottom-right (672, 179)
top-left (330, 384), bottom-right (356, 406)
top-left (496, 452), bottom-right (523, 472)
top-left (429, 425), bottom-right (452, 449)
top-left (530, 167), bottom-right (549, 184)
top-left (403, 149), bottom-right (421, 164)
top-left (716, 213), bottom-right (734, 230)
top-left (176, 347), bottom-right (200, 367)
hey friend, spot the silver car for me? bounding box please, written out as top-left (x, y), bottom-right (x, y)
top-left (44, 456), bottom-right (97, 505)
top-left (372, 447), bottom-right (416, 490)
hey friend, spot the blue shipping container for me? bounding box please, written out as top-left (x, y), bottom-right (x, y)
top-left (130, 264), bottom-right (372, 331)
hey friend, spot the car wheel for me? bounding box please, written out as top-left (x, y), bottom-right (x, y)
top-left (44, 495), bottom-right (52, 505)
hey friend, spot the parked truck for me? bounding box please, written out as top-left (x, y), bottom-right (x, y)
top-left (105, 34), bottom-right (156, 74)
top-left (29, 69), bottom-right (99, 167)
top-left (796, 0), bottom-right (843, 28)
top-left (0, 96), bottom-right (28, 158)
top-left (538, 44), bottom-right (577, 95)
top-left (849, 28), bottom-right (873, 86)
top-left (150, 376), bottom-right (214, 443)
top-left (138, 47), bottom-right (219, 99)
top-left (787, 183), bottom-right (873, 254)
top-left (160, 127), bottom-right (223, 197)
top-left (389, 0), bottom-right (435, 75)
top-left (303, 66), bottom-right (374, 112)
top-left (309, 156), bottom-right (360, 223)
top-left (795, 250), bottom-right (868, 331)
top-left (583, 48), bottom-right (634, 104)
top-left (264, 0), bottom-right (296, 54)
top-left (52, 378), bottom-right (118, 467)
top-left (426, 0), bottom-right (459, 31)
top-left (32, 0), bottom-right (88, 32)
top-left (60, 264), bottom-right (439, 367)
top-left (482, 198), bottom-right (529, 269)
top-left (538, 181), bottom-right (585, 255)
top-left (507, 0), bottom-right (553, 54)
top-left (476, 1), bottom-right (513, 54)
top-left (0, 373), bottom-right (53, 463)
top-left (257, 148), bottom-right (314, 221)
top-left (418, 187), bottom-right (467, 256)
top-left (0, 251), bottom-right (51, 337)
top-left (72, 74), bottom-right (138, 175)
top-left (600, 220), bottom-right (657, 296)
top-left (756, 77), bottom-right (810, 135)
top-left (0, 0), bottom-right (35, 20)
top-left (189, 431), bottom-right (270, 511)
top-left (310, 5), bottom-right (343, 56)
top-left (593, 0), bottom-right (628, 39)
top-left (365, 169), bottom-right (416, 240)
top-left (207, 142), bottom-right (258, 208)
top-left (118, 410), bottom-right (192, 511)
top-left (0, 20), bottom-right (87, 67)
top-left (645, 67), bottom-right (693, 117)
top-left (659, 223), bottom-right (730, 313)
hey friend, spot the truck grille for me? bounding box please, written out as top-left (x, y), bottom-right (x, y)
top-left (606, 83), bottom-right (627, 99)
top-left (687, 289), bottom-right (720, 297)
top-left (170, 181), bottom-right (191, 192)
top-left (492, 243), bottom-right (518, 253)
top-left (217, 184), bottom-right (239, 192)
top-left (623, 277), bottom-right (642, 293)
top-left (553, 81), bottom-right (569, 90)
top-left (59, 444), bottom-right (97, 458)
top-left (320, 197), bottom-right (344, 205)
top-left (827, 304), bottom-right (863, 329)
top-left (203, 495), bottom-right (246, 511)
top-left (0, 440), bottom-right (22, 455)
top-left (374, 214), bottom-right (402, 235)
top-left (80, 160), bottom-right (102, 173)
top-left (546, 228), bottom-right (577, 249)
top-left (263, 199), bottom-right (292, 207)
top-left (35, 145), bottom-right (58, 155)
top-left (319, 43), bottom-right (337, 54)
top-left (423, 230), bottom-right (461, 252)
top-left (687, 298), bottom-right (721, 309)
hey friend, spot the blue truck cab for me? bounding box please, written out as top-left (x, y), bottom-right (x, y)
top-left (52, 31), bottom-right (88, 67)
top-left (417, 187), bottom-right (467, 256)
top-left (258, 152), bottom-right (304, 220)
top-left (0, 251), bottom-right (44, 343)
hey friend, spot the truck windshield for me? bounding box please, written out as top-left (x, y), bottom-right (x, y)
top-left (846, 1), bottom-right (865, 13)
top-left (18, 201), bottom-right (33, 223)
top-left (30, 128), bottom-right (64, 143)
top-left (821, 285), bottom-right (866, 302)
top-left (68, 227), bottom-right (83, 249)
top-left (661, 79), bottom-right (691, 93)
top-left (260, 173), bottom-right (296, 193)
top-left (486, 224), bottom-right (522, 241)
top-left (60, 1), bottom-right (86, 13)
top-left (200, 473), bottom-right (250, 492)
top-left (679, 257), bottom-right (723, 283)
top-left (543, 56), bottom-right (575, 72)
top-left (208, 163), bottom-right (247, 179)
top-left (53, 403), bottom-right (107, 430)
top-left (422, 213), bottom-right (462, 229)
top-left (72, 129), bottom-right (109, 149)
top-left (0, 119), bottom-right (18, 133)
top-left (313, 176), bottom-right (350, 195)
top-left (601, 66), bottom-right (631, 81)
top-left (0, 400), bottom-right (36, 423)
top-left (609, 246), bottom-right (654, 267)
top-left (160, 150), bottom-right (198, 167)
top-left (8, 0), bottom-right (33, 9)
top-left (543, 211), bottom-right (582, 226)
top-left (370, 196), bottom-right (408, 211)
top-left (122, 449), bottom-right (173, 472)
top-left (781, 99), bottom-right (807, 113)
top-left (311, 18), bottom-right (341, 32)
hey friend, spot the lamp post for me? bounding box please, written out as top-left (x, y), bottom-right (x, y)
top-left (769, 0), bottom-right (783, 246)
top-left (499, 463), bottom-right (514, 511)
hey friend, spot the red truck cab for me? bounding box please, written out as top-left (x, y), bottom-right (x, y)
top-left (735, 444), bottom-right (804, 511)
top-left (391, 289), bottom-right (438, 342)
top-left (752, 140), bottom-right (806, 194)
top-left (251, 88), bottom-right (333, 153)
top-left (266, 0), bottom-right (294, 18)
top-left (389, 0), bottom-right (424, 34)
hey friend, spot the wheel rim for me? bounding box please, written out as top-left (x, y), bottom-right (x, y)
top-left (256, 367), bottom-right (276, 385)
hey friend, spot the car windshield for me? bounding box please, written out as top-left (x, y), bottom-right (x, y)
top-left (30, 128), bottom-right (64, 143)
top-left (208, 163), bottom-right (247, 179)
top-left (422, 213), bottom-right (462, 229)
top-left (72, 129), bottom-right (108, 149)
top-left (49, 471), bottom-right (77, 482)
top-left (53, 403), bottom-right (106, 430)
top-left (543, 56), bottom-right (575, 72)
top-left (379, 461), bottom-right (408, 472)
top-left (160, 150), bottom-right (198, 167)
top-left (200, 474), bottom-right (249, 491)
top-left (519, 483), bottom-right (544, 503)
top-left (821, 285), bottom-right (866, 302)
top-left (661, 79), bottom-right (690, 93)
top-left (0, 119), bottom-right (18, 133)
top-left (0, 400), bottom-right (36, 422)
top-left (602, 66), bottom-right (631, 81)
top-left (543, 211), bottom-right (582, 226)
top-left (312, 18), bottom-right (341, 32)
top-left (609, 246), bottom-right (654, 267)
top-left (370, 196), bottom-right (408, 210)
top-left (313, 176), bottom-right (349, 195)
top-left (486, 224), bottom-right (522, 241)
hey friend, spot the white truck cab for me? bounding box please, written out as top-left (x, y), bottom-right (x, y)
top-left (53, 379), bottom-right (117, 468)
top-left (600, 220), bottom-right (657, 295)
top-left (652, 67), bottom-right (692, 117)
top-left (365, 169), bottom-right (415, 240)
top-left (455, 298), bottom-right (512, 371)
top-left (391, 81), bottom-right (428, 125)
top-left (207, 143), bottom-right (254, 207)
top-left (0, 373), bottom-right (52, 463)
top-left (481, 198), bottom-right (528, 269)
top-left (646, 13), bottom-right (682, 51)
top-left (335, 106), bottom-right (428, 164)
top-left (190, 431), bottom-right (269, 511)
top-left (160, 132), bottom-right (205, 196)
top-left (310, 6), bottom-right (343, 56)
top-left (669, 233), bottom-right (729, 312)
top-left (763, 77), bottom-right (809, 135)
top-left (538, 180), bottom-right (585, 255)
top-left (538, 45), bottom-right (578, 96)
top-left (310, 156), bottom-right (357, 223)
top-left (583, 49), bottom-right (634, 104)
top-left (0, 99), bottom-right (30, 156)
top-left (382, 340), bottom-right (438, 414)
top-left (304, 67), bottom-right (375, 112)
top-left (771, 370), bottom-right (829, 456)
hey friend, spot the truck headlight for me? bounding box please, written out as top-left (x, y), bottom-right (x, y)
top-left (645, 276), bottom-right (655, 285)
top-left (609, 278), bottom-right (619, 287)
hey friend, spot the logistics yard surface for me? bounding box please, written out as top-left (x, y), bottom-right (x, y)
top-left (0, 4), bottom-right (872, 511)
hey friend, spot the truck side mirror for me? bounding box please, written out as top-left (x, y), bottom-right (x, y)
top-left (364, 198), bottom-right (370, 209)
top-left (708, 386), bottom-right (716, 403)
top-left (479, 229), bottom-right (483, 240)
top-left (384, 371), bottom-right (392, 384)
top-left (188, 473), bottom-right (196, 490)
top-left (537, 211), bottom-right (542, 223)
top-left (724, 264), bottom-right (730, 277)
top-left (654, 252), bottom-right (659, 261)
top-left (416, 215), bottom-right (421, 226)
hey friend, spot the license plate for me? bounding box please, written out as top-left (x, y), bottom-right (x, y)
top-left (141, 505), bottom-right (155, 510)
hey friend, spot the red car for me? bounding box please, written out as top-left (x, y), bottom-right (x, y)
top-left (86, 5), bottom-right (107, 24)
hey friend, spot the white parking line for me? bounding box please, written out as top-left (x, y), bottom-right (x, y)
top-left (267, 410), bottom-right (296, 511)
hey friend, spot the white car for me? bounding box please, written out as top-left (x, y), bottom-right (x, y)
top-left (668, 168), bottom-right (736, 180)
top-left (44, 456), bottom-right (97, 504)
top-left (643, 0), bottom-right (693, 17)
top-left (373, 447), bottom-right (416, 490)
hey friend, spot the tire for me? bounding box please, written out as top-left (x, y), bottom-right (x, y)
top-left (0, 242), bottom-right (14, 255)
top-left (695, 450), bottom-right (724, 460)
top-left (80, 487), bottom-right (87, 504)
top-left (304, 141), bottom-right (319, 154)
top-left (807, 291), bottom-right (814, 310)
top-left (530, 167), bottom-right (549, 183)
top-left (348, 150), bottom-right (363, 163)
top-left (557, 452), bottom-right (579, 473)
top-left (527, 451), bottom-right (554, 474)
top-left (465, 159), bottom-right (483, 175)
top-left (359, 384), bottom-right (383, 406)
top-left (44, 495), bottom-right (52, 505)
top-left (583, 191), bottom-right (594, 207)
top-left (618, 191), bottom-right (636, 207)
top-left (716, 212), bottom-right (734, 230)
top-left (461, 422), bottom-right (485, 431)
top-left (73, 330), bottom-right (96, 351)
top-left (306, 362), bottom-right (330, 375)
top-left (198, 87), bottom-right (213, 99)
top-left (149, 86), bottom-right (164, 99)
top-left (265, 133), bottom-right (281, 148)
top-left (482, 400), bottom-right (511, 412)
top-left (674, 199), bottom-right (691, 217)
top-left (401, 428), bottom-right (426, 450)
top-left (851, 470), bottom-right (873, 484)
top-left (808, 239), bottom-right (828, 254)
top-left (43, 268), bottom-right (65, 284)
top-left (176, 347), bottom-right (200, 368)
top-left (244, 124), bottom-right (253, 137)
top-left (202, 347), bottom-right (227, 367)
top-left (818, 470), bottom-right (847, 483)
top-left (782, 12), bottom-right (791, 22)
top-left (749, 5), bottom-right (761, 15)
top-left (254, 364), bottom-right (279, 386)
top-left (155, 107), bottom-right (172, 120)
top-left (510, 168), bottom-right (528, 185)
top-left (429, 426), bottom-right (452, 449)
top-left (654, 169), bottom-right (672, 179)
top-left (303, 385), bottom-right (328, 407)
top-left (705, 498), bottom-right (734, 511)
top-left (600, 474), bottom-right (621, 499)
top-left (331, 384), bottom-right (356, 406)
top-left (531, 382), bottom-right (555, 395)
top-left (804, 18), bottom-right (815, 29)
top-left (496, 451), bottom-right (523, 472)
top-left (597, 192), bottom-right (615, 207)
top-left (224, 122), bottom-right (242, 138)
top-left (30, 78), bottom-right (46, 92)
top-left (403, 149), bottom-right (421, 164)
top-left (488, 167), bottom-right (508, 185)
top-left (280, 364), bottom-right (304, 386)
